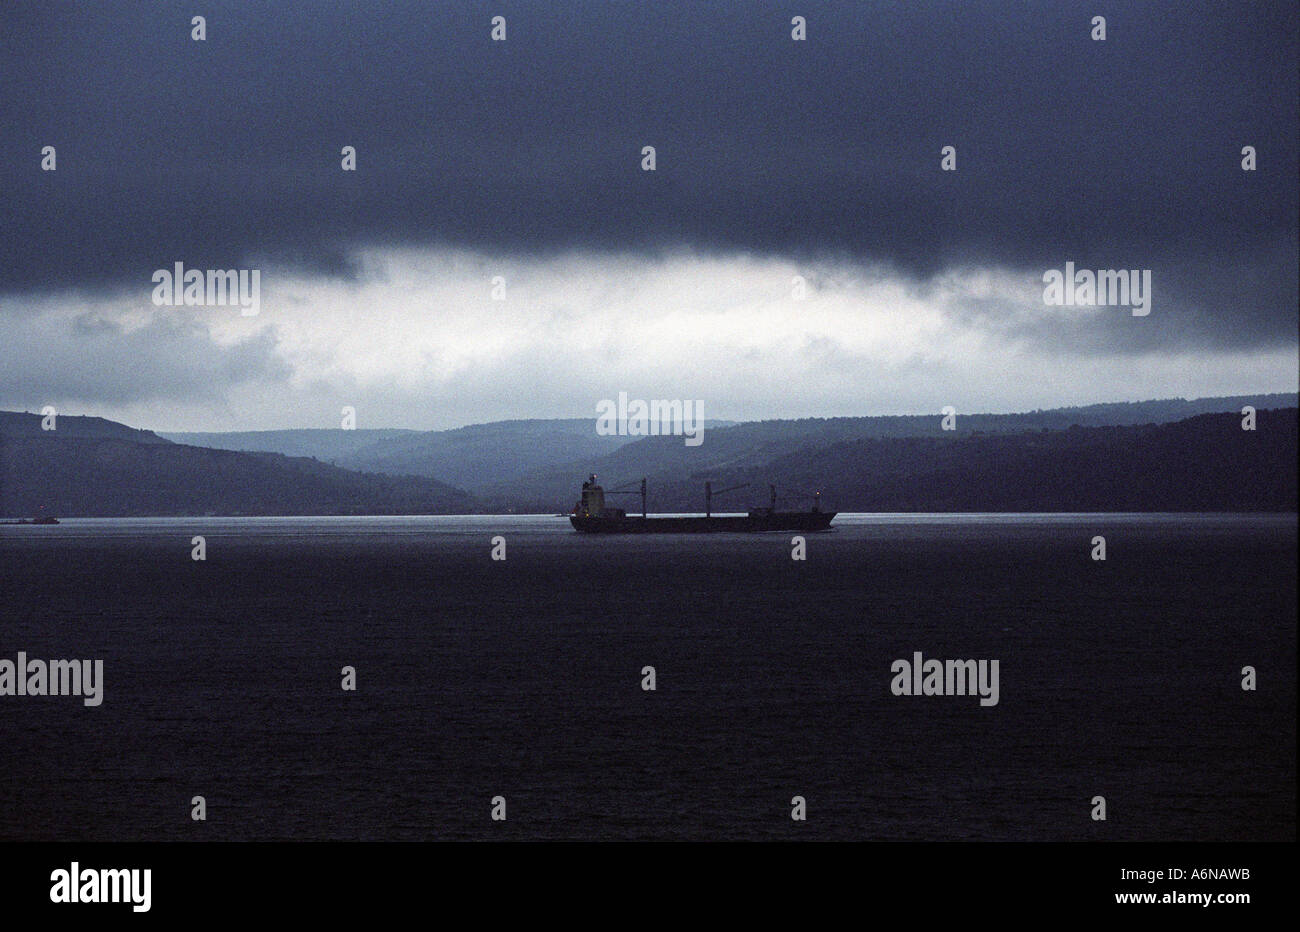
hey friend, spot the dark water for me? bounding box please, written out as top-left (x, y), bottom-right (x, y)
top-left (1, 514), bottom-right (1294, 841)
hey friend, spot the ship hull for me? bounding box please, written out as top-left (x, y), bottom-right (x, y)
top-left (569, 512), bottom-right (836, 534)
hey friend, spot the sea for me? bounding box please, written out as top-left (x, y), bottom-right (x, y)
top-left (1, 513), bottom-right (1294, 841)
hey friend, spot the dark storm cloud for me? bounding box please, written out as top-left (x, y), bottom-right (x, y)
top-left (1, 0), bottom-right (1295, 348)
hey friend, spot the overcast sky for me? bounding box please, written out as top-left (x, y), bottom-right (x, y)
top-left (1, 0), bottom-right (1296, 431)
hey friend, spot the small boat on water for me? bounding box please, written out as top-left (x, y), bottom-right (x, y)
top-left (569, 475), bottom-right (834, 534)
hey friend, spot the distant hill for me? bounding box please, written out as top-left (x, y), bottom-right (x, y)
top-left (776, 409), bottom-right (1297, 513)
top-left (158, 394), bottom-right (1295, 495)
top-left (160, 428), bottom-right (417, 460)
top-left (490, 409), bottom-right (1298, 514)
top-left (958, 393), bottom-right (1297, 431)
top-left (332, 419), bottom-right (650, 489)
top-left (479, 396), bottom-right (1298, 510)
top-left (164, 418), bottom-right (666, 490)
top-left (0, 410), bottom-right (172, 444)
top-left (0, 435), bottom-right (477, 518)
top-left (2, 399), bottom-right (1295, 516)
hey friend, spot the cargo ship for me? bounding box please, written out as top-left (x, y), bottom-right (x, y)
top-left (569, 475), bottom-right (835, 533)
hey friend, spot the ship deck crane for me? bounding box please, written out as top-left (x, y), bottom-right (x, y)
top-left (771, 486), bottom-right (824, 512)
top-left (704, 481), bottom-right (750, 518)
top-left (603, 477), bottom-right (648, 518)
